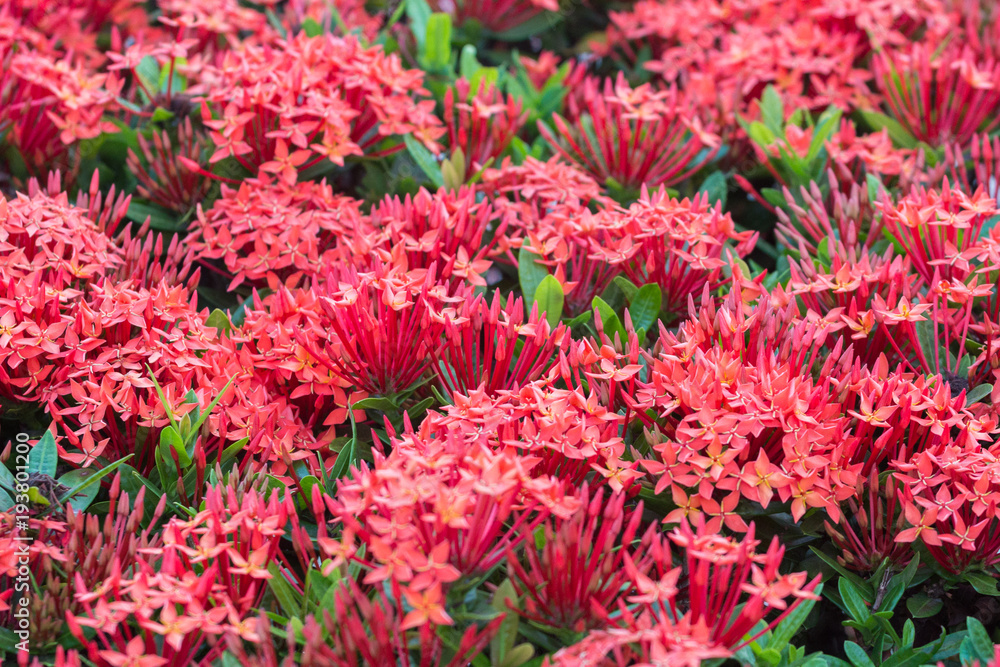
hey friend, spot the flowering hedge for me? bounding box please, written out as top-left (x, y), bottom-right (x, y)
top-left (3, 0), bottom-right (1000, 665)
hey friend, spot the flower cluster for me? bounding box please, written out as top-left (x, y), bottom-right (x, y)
top-left (7, 1), bottom-right (1000, 666)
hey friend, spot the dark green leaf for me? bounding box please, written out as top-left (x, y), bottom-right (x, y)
top-left (126, 201), bottom-right (186, 232)
top-left (838, 577), bottom-right (870, 623)
top-left (769, 583), bottom-right (822, 649)
top-left (880, 648), bottom-right (933, 667)
top-left (611, 276), bottom-right (638, 302)
top-left (844, 641), bottom-right (875, 667)
top-left (628, 283), bottom-right (661, 335)
top-left (0, 487), bottom-right (13, 512)
top-left (403, 135), bottom-right (444, 188)
top-left (698, 171), bottom-right (728, 209)
top-left (965, 571), bottom-right (1000, 596)
top-left (27, 431), bottom-right (57, 477)
top-left (491, 12), bottom-right (559, 41)
top-left (267, 563), bottom-right (303, 618)
top-left (57, 469), bottom-right (101, 510)
top-left (351, 397), bottom-right (398, 412)
top-left (905, 594), bottom-right (942, 619)
top-left (0, 463), bottom-right (15, 491)
top-left (964, 618), bottom-right (996, 665)
top-left (966, 383), bottom-right (992, 404)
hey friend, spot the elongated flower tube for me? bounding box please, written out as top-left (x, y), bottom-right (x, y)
top-left (539, 73), bottom-right (720, 190)
top-left (873, 42), bottom-right (1000, 147)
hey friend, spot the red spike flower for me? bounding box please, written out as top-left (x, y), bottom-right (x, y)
top-left (539, 73), bottom-right (720, 191)
top-left (873, 41), bottom-right (1000, 147)
top-left (597, 189), bottom-right (756, 320)
top-left (434, 292), bottom-right (569, 400)
top-left (507, 485), bottom-right (656, 632)
top-left (302, 262), bottom-right (454, 396)
top-left (550, 517), bottom-right (821, 666)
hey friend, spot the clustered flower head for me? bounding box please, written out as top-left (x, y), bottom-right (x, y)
top-left (8, 0), bottom-right (1000, 666)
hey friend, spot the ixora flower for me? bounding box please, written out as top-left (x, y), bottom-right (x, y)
top-left (11, 1), bottom-right (1000, 665)
top-left (595, 188), bottom-right (756, 319)
top-left (181, 32), bottom-right (443, 185)
top-left (540, 74), bottom-right (720, 191)
top-left (549, 517), bottom-right (820, 666)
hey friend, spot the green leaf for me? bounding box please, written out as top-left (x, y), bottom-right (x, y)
top-left (351, 397), bottom-right (398, 412)
top-left (963, 618), bottom-right (995, 664)
top-left (901, 619), bottom-right (915, 647)
top-left (592, 296), bottom-right (626, 344)
top-left (534, 275), bottom-right (564, 327)
top-left (150, 107), bottom-right (175, 124)
top-left (844, 641), bottom-right (876, 667)
top-left (206, 309), bottom-right (233, 337)
top-left (880, 648), bottom-right (934, 667)
top-left (905, 594), bottom-right (942, 619)
top-left (914, 318), bottom-right (938, 374)
top-left (57, 469), bottom-right (100, 510)
top-left (134, 56), bottom-right (160, 104)
top-left (518, 244), bottom-right (549, 306)
top-left (757, 648), bottom-right (782, 667)
top-left (265, 8), bottom-right (288, 39)
top-left (405, 0), bottom-right (432, 52)
top-left (329, 404), bottom-right (359, 483)
top-left (160, 426), bottom-right (191, 468)
top-left (56, 455), bottom-right (132, 510)
top-left (838, 577), bottom-right (870, 623)
top-left (612, 276), bottom-right (639, 302)
top-left (26, 487), bottom-right (49, 505)
top-left (748, 121), bottom-right (778, 148)
top-left (182, 376), bottom-right (235, 447)
top-left (491, 12), bottom-right (559, 41)
top-left (267, 563), bottom-right (304, 618)
top-left (857, 110), bottom-right (918, 150)
top-left (459, 45), bottom-right (481, 80)
top-left (27, 431), bottom-right (57, 477)
top-left (806, 105), bottom-right (842, 165)
top-left (628, 283), bottom-right (661, 335)
top-left (157, 57), bottom-right (187, 95)
top-left (297, 475), bottom-right (320, 506)
top-left (403, 134), bottom-right (444, 188)
top-left (966, 383), bottom-right (992, 404)
top-left (965, 571), bottom-right (1000, 596)
top-left (769, 583), bottom-right (822, 649)
top-left (491, 579), bottom-right (519, 663)
top-left (0, 487), bottom-right (14, 512)
top-left (302, 17), bottom-right (323, 37)
top-left (126, 201), bottom-right (186, 232)
top-left (423, 13), bottom-right (452, 71)
top-left (866, 173), bottom-right (887, 204)
top-left (698, 171), bottom-right (728, 209)
top-left (760, 86), bottom-right (784, 136)
top-left (0, 462), bottom-right (15, 490)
